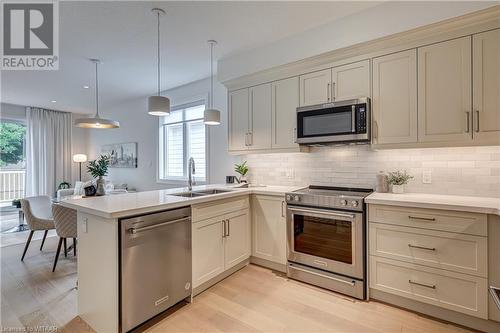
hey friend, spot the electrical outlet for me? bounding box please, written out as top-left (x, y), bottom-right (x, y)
top-left (422, 169), bottom-right (432, 184)
top-left (285, 168), bottom-right (294, 179)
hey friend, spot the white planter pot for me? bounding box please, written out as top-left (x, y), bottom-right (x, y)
top-left (391, 184), bottom-right (405, 194)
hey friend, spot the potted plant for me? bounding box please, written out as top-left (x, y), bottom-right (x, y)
top-left (12, 198), bottom-right (21, 208)
top-left (234, 161), bottom-right (249, 184)
top-left (87, 154), bottom-right (110, 196)
top-left (387, 170), bottom-right (413, 194)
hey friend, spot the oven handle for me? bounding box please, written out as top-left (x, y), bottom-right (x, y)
top-left (289, 263), bottom-right (356, 286)
top-left (288, 206), bottom-right (356, 220)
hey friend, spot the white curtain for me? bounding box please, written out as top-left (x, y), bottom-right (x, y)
top-left (26, 107), bottom-right (72, 197)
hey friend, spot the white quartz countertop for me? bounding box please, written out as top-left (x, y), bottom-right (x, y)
top-left (60, 184), bottom-right (302, 219)
top-left (366, 192), bottom-right (500, 216)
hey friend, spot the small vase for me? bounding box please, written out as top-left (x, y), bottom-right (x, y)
top-left (239, 176), bottom-right (248, 184)
top-left (96, 176), bottom-right (106, 196)
top-left (391, 184), bottom-right (404, 194)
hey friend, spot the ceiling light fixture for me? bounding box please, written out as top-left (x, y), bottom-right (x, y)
top-left (74, 59), bottom-right (120, 129)
top-left (148, 8), bottom-right (170, 116)
top-left (51, 100), bottom-right (57, 103)
top-left (83, 85), bottom-right (89, 89)
top-left (204, 40), bottom-right (221, 125)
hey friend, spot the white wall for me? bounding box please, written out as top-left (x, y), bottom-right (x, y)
top-left (245, 146), bottom-right (500, 198)
top-left (86, 77), bottom-right (239, 191)
top-left (218, 1), bottom-right (498, 81)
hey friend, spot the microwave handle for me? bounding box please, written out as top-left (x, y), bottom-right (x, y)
top-left (351, 105), bottom-right (356, 133)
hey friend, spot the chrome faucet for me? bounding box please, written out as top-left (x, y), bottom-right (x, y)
top-left (188, 157), bottom-right (196, 191)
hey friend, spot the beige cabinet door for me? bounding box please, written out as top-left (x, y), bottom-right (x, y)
top-left (272, 77), bottom-right (299, 149)
top-left (332, 60), bottom-right (371, 101)
top-left (228, 89), bottom-right (249, 151)
top-left (418, 37), bottom-right (472, 143)
top-left (249, 83), bottom-right (272, 150)
top-left (192, 218), bottom-right (225, 288)
top-left (473, 29), bottom-right (500, 145)
top-left (372, 50), bottom-right (417, 144)
top-left (252, 195), bottom-right (287, 265)
top-left (299, 68), bottom-right (332, 106)
top-left (224, 209), bottom-right (251, 270)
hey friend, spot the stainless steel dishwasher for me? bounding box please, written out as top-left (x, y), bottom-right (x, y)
top-left (120, 206), bottom-right (191, 333)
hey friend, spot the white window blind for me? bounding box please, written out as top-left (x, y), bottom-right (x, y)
top-left (158, 102), bottom-right (207, 182)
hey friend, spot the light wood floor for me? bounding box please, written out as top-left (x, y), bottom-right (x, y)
top-left (1, 238), bottom-right (475, 333)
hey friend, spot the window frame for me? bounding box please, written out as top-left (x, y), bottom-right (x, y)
top-left (157, 97), bottom-right (210, 186)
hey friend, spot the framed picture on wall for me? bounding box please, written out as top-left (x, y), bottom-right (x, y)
top-left (101, 142), bottom-right (138, 168)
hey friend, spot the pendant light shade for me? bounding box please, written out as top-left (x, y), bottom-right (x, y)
top-left (148, 8), bottom-right (170, 116)
top-left (204, 40), bottom-right (221, 125)
top-left (74, 59), bottom-right (120, 129)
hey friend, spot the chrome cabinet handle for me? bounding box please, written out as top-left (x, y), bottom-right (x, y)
top-left (226, 219), bottom-right (230, 237)
top-left (248, 132), bottom-right (253, 146)
top-left (408, 215), bottom-right (436, 222)
top-left (129, 217), bottom-right (190, 234)
top-left (293, 127), bottom-right (297, 143)
top-left (465, 111), bottom-right (470, 133)
top-left (281, 201), bottom-right (285, 218)
top-left (222, 219), bottom-right (226, 238)
top-left (373, 120), bottom-right (379, 140)
top-left (409, 280), bottom-right (436, 289)
top-left (475, 110), bottom-right (480, 132)
top-left (332, 82), bottom-right (336, 101)
top-left (408, 244), bottom-right (436, 251)
top-left (327, 83), bottom-right (331, 102)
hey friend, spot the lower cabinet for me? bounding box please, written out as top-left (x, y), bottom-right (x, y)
top-left (192, 200), bottom-right (250, 289)
top-left (251, 195), bottom-right (287, 265)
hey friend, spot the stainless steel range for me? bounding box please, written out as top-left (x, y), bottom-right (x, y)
top-left (285, 186), bottom-right (372, 299)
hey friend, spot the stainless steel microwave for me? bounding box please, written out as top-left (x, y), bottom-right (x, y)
top-left (296, 97), bottom-right (370, 145)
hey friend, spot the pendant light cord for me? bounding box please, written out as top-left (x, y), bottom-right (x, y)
top-left (157, 11), bottom-right (161, 96)
top-left (95, 61), bottom-right (99, 117)
top-left (210, 42), bottom-right (214, 109)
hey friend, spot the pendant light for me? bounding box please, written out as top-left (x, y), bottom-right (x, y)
top-left (74, 59), bottom-right (120, 129)
top-left (204, 40), bottom-right (221, 125)
top-left (148, 8), bottom-right (170, 116)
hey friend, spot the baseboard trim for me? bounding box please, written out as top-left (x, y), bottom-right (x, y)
top-left (370, 288), bottom-right (500, 333)
top-left (193, 259), bottom-right (250, 296)
top-left (250, 256), bottom-right (286, 273)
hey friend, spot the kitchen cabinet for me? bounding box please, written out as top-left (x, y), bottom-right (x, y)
top-left (299, 68), bottom-right (331, 106)
top-left (249, 83), bottom-right (272, 150)
top-left (251, 195), bottom-right (287, 265)
top-left (473, 28), bottom-right (500, 145)
top-left (272, 77), bottom-right (299, 149)
top-left (332, 60), bottom-right (371, 101)
top-left (224, 209), bottom-right (251, 270)
top-left (192, 217), bottom-right (225, 288)
top-left (229, 89), bottom-right (249, 151)
top-left (372, 50), bottom-right (417, 144)
top-left (417, 37), bottom-right (472, 143)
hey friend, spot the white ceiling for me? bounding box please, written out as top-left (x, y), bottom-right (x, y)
top-left (1, 1), bottom-right (383, 114)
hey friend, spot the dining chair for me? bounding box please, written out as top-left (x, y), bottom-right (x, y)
top-left (51, 203), bottom-right (77, 272)
top-left (20, 196), bottom-right (55, 261)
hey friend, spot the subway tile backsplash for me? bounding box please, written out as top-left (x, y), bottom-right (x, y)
top-left (244, 146), bottom-right (500, 197)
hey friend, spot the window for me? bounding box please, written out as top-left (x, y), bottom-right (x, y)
top-left (0, 120), bottom-right (26, 201)
top-left (158, 101), bottom-right (207, 183)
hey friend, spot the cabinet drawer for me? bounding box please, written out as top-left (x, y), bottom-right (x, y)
top-left (370, 256), bottom-right (488, 319)
top-left (368, 205), bottom-right (487, 236)
top-left (192, 195), bottom-right (249, 223)
top-left (369, 223), bottom-right (487, 277)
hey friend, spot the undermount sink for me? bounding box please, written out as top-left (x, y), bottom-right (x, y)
top-left (172, 189), bottom-right (232, 198)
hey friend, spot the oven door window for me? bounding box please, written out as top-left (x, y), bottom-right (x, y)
top-left (292, 213), bottom-right (352, 264)
top-left (298, 105), bottom-right (353, 138)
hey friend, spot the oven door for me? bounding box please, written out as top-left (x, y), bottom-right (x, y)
top-left (287, 205), bottom-right (364, 279)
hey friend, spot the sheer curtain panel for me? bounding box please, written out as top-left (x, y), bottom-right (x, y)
top-left (26, 107), bottom-right (72, 196)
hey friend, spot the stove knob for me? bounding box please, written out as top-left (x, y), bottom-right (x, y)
top-left (351, 200), bottom-right (359, 208)
top-left (294, 195), bottom-right (300, 202)
top-left (340, 199), bottom-right (347, 206)
top-left (286, 195), bottom-right (292, 201)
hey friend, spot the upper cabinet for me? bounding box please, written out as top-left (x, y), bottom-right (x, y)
top-left (299, 68), bottom-right (331, 106)
top-left (332, 60), bottom-right (371, 101)
top-left (473, 28), bottom-right (500, 145)
top-left (228, 89), bottom-right (249, 151)
top-left (299, 60), bottom-right (371, 107)
top-left (372, 50), bottom-right (417, 144)
top-left (272, 77), bottom-right (299, 149)
top-left (249, 84), bottom-right (272, 150)
top-left (417, 37), bottom-right (472, 143)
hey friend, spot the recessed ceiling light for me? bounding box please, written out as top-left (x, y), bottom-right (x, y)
top-left (83, 85), bottom-right (89, 89)
top-left (51, 100), bottom-right (57, 103)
